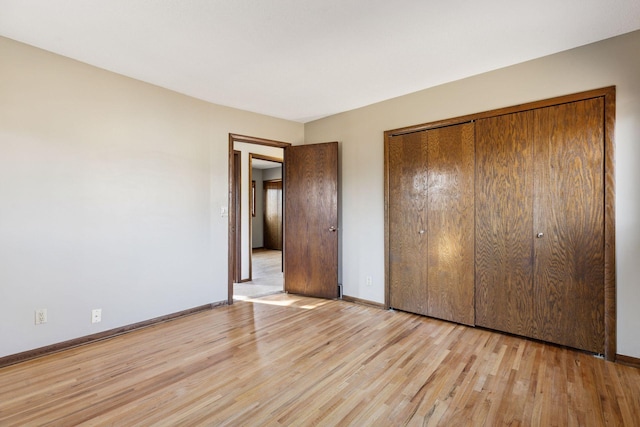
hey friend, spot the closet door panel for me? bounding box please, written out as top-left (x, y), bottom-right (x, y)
top-left (388, 132), bottom-right (429, 315)
top-left (475, 112), bottom-right (535, 336)
top-left (426, 123), bottom-right (475, 325)
top-left (533, 98), bottom-right (605, 353)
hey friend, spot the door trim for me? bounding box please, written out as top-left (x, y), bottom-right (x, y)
top-left (228, 134), bottom-right (291, 305)
top-left (233, 150), bottom-right (242, 283)
top-left (383, 86), bottom-right (616, 360)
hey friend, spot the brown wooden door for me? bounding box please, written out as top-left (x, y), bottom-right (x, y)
top-left (426, 123), bottom-right (475, 325)
top-left (263, 180), bottom-right (282, 250)
top-left (476, 98), bottom-right (605, 353)
top-left (388, 123), bottom-right (475, 324)
top-left (475, 111), bottom-right (536, 337)
top-left (284, 142), bottom-right (338, 299)
top-left (532, 98), bottom-right (605, 353)
top-left (388, 131), bottom-right (429, 315)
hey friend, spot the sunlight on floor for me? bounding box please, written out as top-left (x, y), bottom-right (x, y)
top-left (234, 295), bottom-right (296, 306)
top-left (300, 301), bottom-right (331, 310)
top-left (234, 294), bottom-right (331, 310)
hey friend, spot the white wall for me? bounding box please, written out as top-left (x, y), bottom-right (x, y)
top-left (232, 143), bottom-right (283, 280)
top-left (0, 37), bottom-right (303, 357)
top-left (262, 167), bottom-right (282, 182)
top-left (305, 30), bottom-right (640, 359)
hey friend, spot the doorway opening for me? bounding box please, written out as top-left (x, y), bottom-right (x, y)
top-left (229, 134), bottom-right (340, 304)
top-left (235, 156), bottom-right (283, 299)
top-left (228, 134), bottom-right (290, 304)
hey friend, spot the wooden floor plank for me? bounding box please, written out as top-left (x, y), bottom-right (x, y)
top-left (1, 294), bottom-right (639, 426)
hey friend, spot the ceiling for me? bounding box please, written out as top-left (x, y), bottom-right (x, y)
top-left (1, 1), bottom-right (639, 123)
top-left (252, 158), bottom-right (282, 170)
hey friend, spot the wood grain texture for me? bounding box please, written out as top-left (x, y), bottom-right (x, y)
top-left (616, 354), bottom-right (640, 369)
top-left (532, 98), bottom-right (605, 353)
top-left (341, 295), bottom-right (386, 309)
top-left (426, 123), bottom-right (475, 325)
top-left (385, 87), bottom-right (616, 359)
top-left (234, 150), bottom-right (242, 283)
top-left (228, 139), bottom-right (238, 302)
top-left (388, 124), bottom-right (474, 325)
top-left (388, 132), bottom-right (429, 315)
top-left (475, 111), bottom-right (536, 337)
top-left (263, 180), bottom-right (283, 250)
top-left (1, 295), bottom-right (638, 426)
top-left (284, 142), bottom-right (338, 299)
top-left (386, 87), bottom-right (615, 138)
top-left (0, 302), bottom-right (223, 369)
top-left (384, 132), bottom-right (390, 309)
top-left (603, 87), bottom-right (616, 360)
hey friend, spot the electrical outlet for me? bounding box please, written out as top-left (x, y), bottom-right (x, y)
top-left (366, 276), bottom-right (373, 286)
top-left (92, 308), bottom-right (102, 323)
top-left (35, 309), bottom-right (47, 325)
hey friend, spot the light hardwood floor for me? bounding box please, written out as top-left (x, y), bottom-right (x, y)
top-left (1, 294), bottom-right (639, 426)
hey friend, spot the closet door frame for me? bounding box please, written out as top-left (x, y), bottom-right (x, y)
top-left (383, 86), bottom-right (616, 361)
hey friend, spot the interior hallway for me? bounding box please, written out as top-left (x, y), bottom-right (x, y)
top-left (234, 249), bottom-right (283, 299)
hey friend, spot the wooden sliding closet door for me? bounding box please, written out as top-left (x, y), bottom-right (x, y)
top-left (532, 98), bottom-right (605, 353)
top-left (388, 123), bottom-right (475, 325)
top-left (426, 124), bottom-right (475, 325)
top-left (475, 111), bottom-right (536, 337)
top-left (476, 98), bottom-right (605, 353)
top-left (388, 131), bottom-right (429, 316)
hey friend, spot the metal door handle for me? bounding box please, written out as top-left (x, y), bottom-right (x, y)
top-left (419, 230), bottom-right (425, 234)
top-left (329, 226), bottom-right (337, 232)
top-left (537, 232), bottom-right (544, 238)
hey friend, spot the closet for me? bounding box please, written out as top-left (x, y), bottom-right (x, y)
top-left (388, 122), bottom-right (475, 325)
top-left (384, 88), bottom-right (615, 357)
top-left (475, 98), bottom-right (605, 353)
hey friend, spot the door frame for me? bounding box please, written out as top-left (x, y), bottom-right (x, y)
top-left (228, 134), bottom-right (291, 304)
top-left (233, 150), bottom-right (242, 283)
top-left (383, 86), bottom-right (616, 360)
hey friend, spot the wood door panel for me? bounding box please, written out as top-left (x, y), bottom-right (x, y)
top-left (385, 88), bottom-right (614, 357)
top-left (532, 98), bottom-right (605, 353)
top-left (388, 132), bottom-right (429, 315)
top-left (475, 111), bottom-right (535, 336)
top-left (263, 181), bottom-right (282, 250)
top-left (426, 123), bottom-right (475, 325)
top-left (284, 142), bottom-right (338, 299)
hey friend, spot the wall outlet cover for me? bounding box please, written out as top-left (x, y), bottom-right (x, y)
top-left (91, 308), bottom-right (102, 323)
top-left (35, 308), bottom-right (47, 325)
